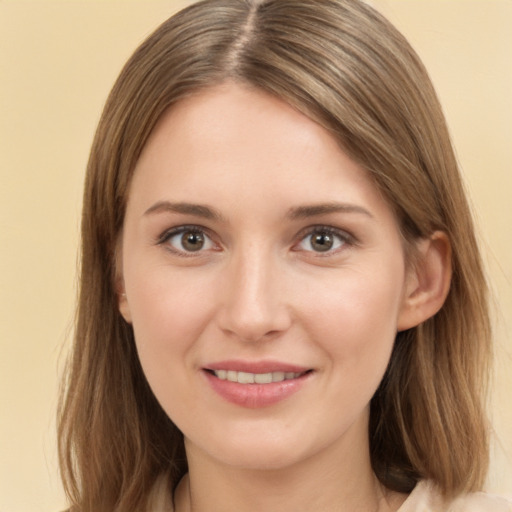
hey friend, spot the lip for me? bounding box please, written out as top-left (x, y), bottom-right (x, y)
top-left (206, 360), bottom-right (310, 374)
top-left (203, 360), bottom-right (313, 408)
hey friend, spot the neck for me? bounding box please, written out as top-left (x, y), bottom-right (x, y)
top-left (173, 415), bottom-right (406, 512)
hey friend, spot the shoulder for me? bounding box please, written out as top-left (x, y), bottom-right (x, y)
top-left (450, 491), bottom-right (512, 512)
top-left (147, 473), bottom-right (174, 511)
top-left (399, 480), bottom-right (512, 512)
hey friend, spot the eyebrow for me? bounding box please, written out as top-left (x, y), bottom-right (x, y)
top-left (143, 200), bottom-right (373, 222)
top-left (287, 202), bottom-right (374, 220)
top-left (144, 201), bottom-right (225, 221)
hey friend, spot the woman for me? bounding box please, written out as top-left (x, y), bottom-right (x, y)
top-left (57, 0), bottom-right (511, 511)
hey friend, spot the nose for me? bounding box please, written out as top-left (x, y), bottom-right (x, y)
top-left (216, 245), bottom-right (292, 343)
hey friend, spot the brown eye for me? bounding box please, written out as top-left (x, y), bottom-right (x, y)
top-left (181, 231), bottom-right (205, 251)
top-left (310, 233), bottom-right (335, 252)
top-left (160, 227), bottom-right (214, 254)
top-left (297, 228), bottom-right (348, 254)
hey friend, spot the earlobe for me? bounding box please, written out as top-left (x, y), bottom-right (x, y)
top-left (115, 237), bottom-right (132, 323)
top-left (397, 231), bottom-right (452, 331)
top-left (115, 275), bottom-right (132, 324)
top-left (118, 289), bottom-right (132, 324)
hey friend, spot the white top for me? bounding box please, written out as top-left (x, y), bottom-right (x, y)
top-left (149, 478), bottom-right (512, 511)
top-left (398, 480), bottom-right (512, 511)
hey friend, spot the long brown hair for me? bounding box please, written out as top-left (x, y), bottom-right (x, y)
top-left (58, 0), bottom-right (491, 509)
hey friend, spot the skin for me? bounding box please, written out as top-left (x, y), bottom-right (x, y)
top-left (118, 82), bottom-right (451, 512)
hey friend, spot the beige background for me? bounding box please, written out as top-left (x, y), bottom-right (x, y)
top-left (0, 1), bottom-right (510, 510)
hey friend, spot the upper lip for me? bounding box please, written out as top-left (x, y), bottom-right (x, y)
top-left (204, 360), bottom-right (311, 374)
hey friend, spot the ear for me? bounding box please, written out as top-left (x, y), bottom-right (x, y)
top-left (116, 280), bottom-right (132, 324)
top-left (397, 231), bottom-right (452, 331)
top-left (115, 240), bottom-right (132, 324)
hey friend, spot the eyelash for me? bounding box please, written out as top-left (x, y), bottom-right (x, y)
top-left (294, 226), bottom-right (356, 255)
top-left (156, 224), bottom-right (356, 256)
top-left (156, 225), bottom-right (217, 257)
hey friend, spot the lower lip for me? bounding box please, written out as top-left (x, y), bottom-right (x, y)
top-left (204, 371), bottom-right (311, 408)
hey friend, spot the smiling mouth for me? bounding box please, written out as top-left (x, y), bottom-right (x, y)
top-left (206, 369), bottom-right (312, 384)
top-left (204, 366), bottom-right (313, 407)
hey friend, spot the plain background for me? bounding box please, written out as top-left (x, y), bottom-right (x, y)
top-left (0, 1), bottom-right (511, 510)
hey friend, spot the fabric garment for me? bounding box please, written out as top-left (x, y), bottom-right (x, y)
top-left (398, 480), bottom-right (512, 512)
top-left (148, 477), bottom-right (512, 511)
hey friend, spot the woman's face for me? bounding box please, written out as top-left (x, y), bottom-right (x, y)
top-left (118, 83), bottom-right (416, 471)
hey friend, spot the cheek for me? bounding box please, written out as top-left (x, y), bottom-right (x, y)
top-left (302, 261), bottom-right (405, 373)
top-left (125, 264), bottom-right (217, 373)
top-left (125, 267), bottom-right (222, 426)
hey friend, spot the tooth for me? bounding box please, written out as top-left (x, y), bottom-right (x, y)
top-left (238, 371), bottom-right (255, 384)
top-left (272, 371), bottom-right (285, 382)
top-left (254, 372), bottom-right (272, 384)
top-left (214, 369), bottom-right (306, 384)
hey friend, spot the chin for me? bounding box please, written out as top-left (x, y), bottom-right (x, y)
top-left (185, 429), bottom-right (314, 471)
top-left (213, 447), bottom-right (306, 472)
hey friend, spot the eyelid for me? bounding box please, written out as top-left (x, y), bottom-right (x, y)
top-left (155, 223), bottom-right (356, 256)
top-left (156, 224), bottom-right (219, 255)
top-left (293, 225), bottom-right (357, 253)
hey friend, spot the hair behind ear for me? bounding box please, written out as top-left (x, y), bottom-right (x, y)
top-left (398, 232), bottom-right (452, 332)
top-left (371, 224), bottom-right (490, 497)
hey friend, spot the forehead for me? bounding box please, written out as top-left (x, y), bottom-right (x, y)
top-left (137, 82), bottom-right (343, 172)
top-left (127, 82), bottom-right (392, 222)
